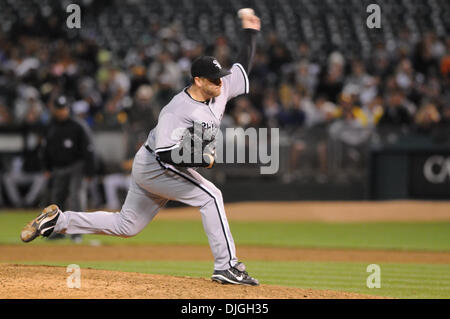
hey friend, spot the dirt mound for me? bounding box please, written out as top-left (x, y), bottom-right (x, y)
top-left (0, 264), bottom-right (384, 299)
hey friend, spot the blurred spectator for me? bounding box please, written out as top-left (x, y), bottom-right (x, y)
top-left (395, 58), bottom-right (415, 92)
top-left (362, 96), bottom-right (384, 128)
top-left (441, 106), bottom-right (450, 125)
top-left (13, 86), bottom-right (45, 124)
top-left (126, 84), bottom-right (160, 144)
top-left (378, 90), bottom-right (415, 127)
top-left (294, 59), bottom-right (319, 97)
top-left (333, 93), bottom-right (369, 128)
top-left (213, 36), bottom-right (232, 67)
top-left (148, 51), bottom-right (183, 92)
top-left (302, 96), bottom-right (337, 128)
top-left (413, 34), bottom-right (440, 77)
top-left (285, 96), bottom-right (337, 183)
top-left (105, 66), bottom-right (131, 112)
top-left (343, 60), bottom-right (379, 107)
top-left (3, 153), bottom-right (46, 208)
top-left (276, 85), bottom-right (305, 129)
top-left (101, 84), bottom-right (159, 210)
top-left (231, 96), bottom-right (262, 129)
top-left (42, 96), bottom-right (95, 241)
top-left (103, 158), bottom-right (132, 211)
top-left (414, 102), bottom-right (441, 133)
top-left (129, 65), bottom-right (150, 96)
top-left (2, 108), bottom-right (46, 207)
top-left (441, 51), bottom-right (450, 78)
top-left (316, 51), bottom-right (345, 103)
top-left (267, 32), bottom-right (293, 81)
top-left (177, 40), bottom-right (204, 85)
top-left (328, 93), bottom-right (373, 179)
top-left (0, 102), bottom-right (11, 125)
top-left (250, 50), bottom-right (270, 84)
top-left (395, 29), bottom-right (414, 58)
top-left (72, 99), bottom-right (93, 127)
top-left (262, 89), bottom-right (280, 128)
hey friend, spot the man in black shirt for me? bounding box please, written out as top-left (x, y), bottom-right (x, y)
top-left (42, 95), bottom-right (95, 241)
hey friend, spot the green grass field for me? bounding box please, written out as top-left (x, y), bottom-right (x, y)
top-left (1, 212), bottom-right (449, 251)
top-left (1, 211), bottom-right (449, 298)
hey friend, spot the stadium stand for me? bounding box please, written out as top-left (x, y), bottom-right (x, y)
top-left (0, 0), bottom-right (448, 206)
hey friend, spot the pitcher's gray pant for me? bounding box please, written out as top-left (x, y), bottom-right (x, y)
top-left (54, 146), bottom-right (238, 270)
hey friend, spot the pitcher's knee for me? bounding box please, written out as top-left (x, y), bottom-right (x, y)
top-left (200, 189), bottom-right (222, 209)
top-left (117, 223), bottom-right (141, 238)
top-left (115, 213), bottom-right (143, 238)
top-left (207, 184), bottom-right (222, 200)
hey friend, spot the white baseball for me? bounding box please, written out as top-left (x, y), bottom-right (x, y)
top-left (237, 8), bottom-right (255, 18)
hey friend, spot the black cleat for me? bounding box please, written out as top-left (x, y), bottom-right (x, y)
top-left (20, 204), bottom-right (61, 243)
top-left (211, 262), bottom-right (259, 286)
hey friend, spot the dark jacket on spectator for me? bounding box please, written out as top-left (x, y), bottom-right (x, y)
top-left (378, 106), bottom-right (412, 126)
top-left (42, 117), bottom-right (95, 176)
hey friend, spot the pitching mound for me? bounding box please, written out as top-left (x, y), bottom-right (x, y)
top-left (0, 264), bottom-right (384, 299)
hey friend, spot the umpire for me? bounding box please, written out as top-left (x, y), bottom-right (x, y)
top-left (42, 95), bottom-right (95, 242)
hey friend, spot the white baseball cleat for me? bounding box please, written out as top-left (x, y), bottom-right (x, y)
top-left (20, 204), bottom-right (61, 243)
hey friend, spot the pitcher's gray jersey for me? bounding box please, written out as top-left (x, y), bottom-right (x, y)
top-left (146, 63), bottom-right (249, 154)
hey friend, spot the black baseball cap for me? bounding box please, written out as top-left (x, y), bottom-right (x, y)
top-left (54, 95), bottom-right (68, 109)
top-left (191, 56), bottom-right (231, 79)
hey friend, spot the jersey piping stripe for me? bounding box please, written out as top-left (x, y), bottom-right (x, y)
top-left (233, 63), bottom-right (249, 94)
top-left (165, 166), bottom-right (234, 268)
top-left (154, 144), bottom-right (180, 153)
top-left (155, 155), bottom-right (170, 170)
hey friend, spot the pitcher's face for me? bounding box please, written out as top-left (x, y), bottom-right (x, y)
top-left (198, 77), bottom-right (222, 98)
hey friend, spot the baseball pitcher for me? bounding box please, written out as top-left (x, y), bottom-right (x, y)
top-left (21, 9), bottom-right (261, 286)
